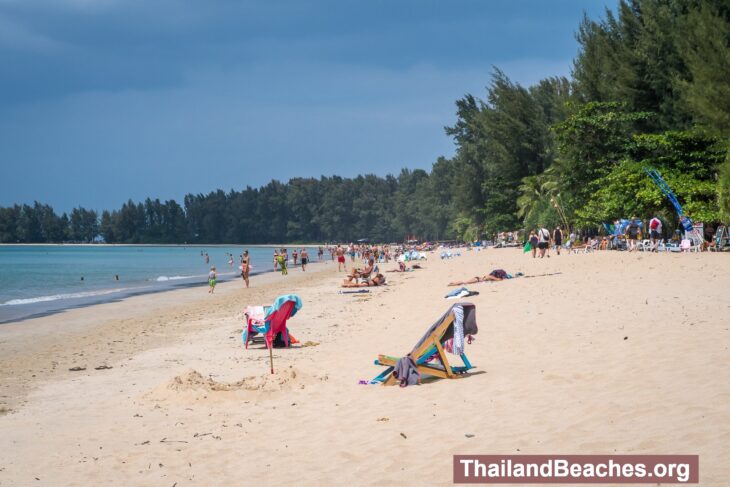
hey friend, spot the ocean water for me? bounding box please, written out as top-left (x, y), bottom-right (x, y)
top-left (0, 245), bottom-right (323, 323)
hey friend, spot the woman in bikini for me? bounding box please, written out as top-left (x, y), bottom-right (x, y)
top-left (447, 269), bottom-right (512, 286)
top-left (241, 250), bottom-right (250, 288)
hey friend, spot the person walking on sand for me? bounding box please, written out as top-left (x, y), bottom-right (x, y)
top-left (276, 252), bottom-right (288, 275)
top-left (553, 226), bottom-right (563, 255)
top-left (301, 248), bottom-right (309, 272)
top-left (241, 250), bottom-right (250, 288)
top-left (537, 227), bottom-right (550, 258)
top-left (649, 216), bottom-right (662, 251)
top-left (336, 245), bottom-right (346, 272)
top-left (626, 219), bottom-right (640, 251)
top-left (208, 266), bottom-right (217, 294)
top-left (292, 249), bottom-right (298, 267)
top-left (528, 231), bottom-right (538, 258)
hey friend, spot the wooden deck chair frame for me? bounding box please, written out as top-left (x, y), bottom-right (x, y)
top-left (373, 312), bottom-right (474, 386)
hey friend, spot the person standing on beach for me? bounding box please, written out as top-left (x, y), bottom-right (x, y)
top-left (241, 250), bottom-right (250, 288)
top-left (208, 266), bottom-right (217, 293)
top-left (336, 245), bottom-right (346, 272)
top-left (626, 219), bottom-right (640, 251)
top-left (276, 252), bottom-right (288, 275)
top-left (292, 249), bottom-right (298, 267)
top-left (649, 216), bottom-right (662, 251)
top-left (538, 227), bottom-right (550, 258)
top-left (301, 248), bottom-right (309, 272)
top-left (273, 250), bottom-right (279, 271)
top-left (528, 231), bottom-right (538, 258)
top-left (553, 226), bottom-right (563, 255)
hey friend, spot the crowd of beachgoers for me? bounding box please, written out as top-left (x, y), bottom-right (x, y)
top-left (201, 219), bottom-right (730, 296)
top-left (496, 217), bottom-right (730, 257)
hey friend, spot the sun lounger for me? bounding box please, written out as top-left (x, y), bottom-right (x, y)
top-left (371, 303), bottom-right (478, 386)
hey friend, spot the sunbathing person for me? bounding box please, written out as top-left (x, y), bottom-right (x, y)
top-left (447, 269), bottom-right (516, 286)
top-left (386, 261), bottom-right (409, 273)
top-left (344, 258), bottom-right (375, 283)
top-left (342, 273), bottom-right (386, 288)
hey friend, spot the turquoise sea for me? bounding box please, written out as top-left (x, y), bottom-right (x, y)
top-left (0, 245), bottom-right (322, 323)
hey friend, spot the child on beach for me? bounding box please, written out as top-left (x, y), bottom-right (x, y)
top-left (208, 266), bottom-right (217, 293)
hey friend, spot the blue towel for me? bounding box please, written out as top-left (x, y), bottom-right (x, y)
top-left (445, 287), bottom-right (469, 298)
top-left (263, 294), bottom-right (303, 321)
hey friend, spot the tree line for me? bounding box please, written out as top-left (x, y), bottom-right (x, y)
top-left (1, 0), bottom-right (729, 244)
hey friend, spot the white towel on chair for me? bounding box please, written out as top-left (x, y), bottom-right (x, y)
top-left (452, 305), bottom-right (465, 355)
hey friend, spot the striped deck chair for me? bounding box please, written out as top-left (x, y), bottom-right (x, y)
top-left (372, 303), bottom-right (478, 386)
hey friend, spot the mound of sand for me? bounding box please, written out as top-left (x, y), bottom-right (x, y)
top-left (167, 367), bottom-right (305, 394)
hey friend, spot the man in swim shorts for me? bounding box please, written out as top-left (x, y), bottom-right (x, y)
top-left (553, 226), bottom-right (563, 255)
top-left (300, 248), bottom-right (309, 271)
top-left (336, 245), bottom-right (346, 272)
top-left (538, 227), bottom-right (551, 258)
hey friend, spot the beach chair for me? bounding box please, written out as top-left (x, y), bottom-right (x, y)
top-left (680, 239), bottom-right (691, 252)
top-left (710, 225), bottom-right (730, 252)
top-left (371, 303), bottom-right (478, 386)
top-left (243, 294), bottom-right (302, 373)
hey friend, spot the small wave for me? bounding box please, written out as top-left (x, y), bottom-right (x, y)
top-left (154, 275), bottom-right (199, 282)
top-left (0, 287), bottom-right (142, 306)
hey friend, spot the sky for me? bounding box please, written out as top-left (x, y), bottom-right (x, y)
top-left (0, 0), bottom-right (610, 213)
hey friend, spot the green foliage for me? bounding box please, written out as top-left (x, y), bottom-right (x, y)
top-left (552, 102), bottom-right (652, 200)
top-left (446, 69), bottom-right (572, 235)
top-left (573, 0), bottom-right (693, 130)
top-left (675, 0), bottom-right (730, 137)
top-left (717, 156), bottom-right (730, 223)
top-left (576, 131), bottom-right (723, 225)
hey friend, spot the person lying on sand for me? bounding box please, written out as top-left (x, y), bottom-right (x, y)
top-left (342, 273), bottom-right (386, 288)
top-left (448, 269), bottom-right (519, 286)
top-left (387, 262), bottom-right (424, 273)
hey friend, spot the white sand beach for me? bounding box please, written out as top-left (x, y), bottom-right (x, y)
top-left (1, 249), bottom-right (729, 486)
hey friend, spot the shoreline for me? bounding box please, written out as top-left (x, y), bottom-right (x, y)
top-left (0, 245), bottom-right (330, 324)
top-left (0, 259), bottom-right (337, 413)
top-left (0, 261), bottom-right (327, 325)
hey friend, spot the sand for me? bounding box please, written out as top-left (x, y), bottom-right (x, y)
top-left (0, 249), bottom-right (728, 486)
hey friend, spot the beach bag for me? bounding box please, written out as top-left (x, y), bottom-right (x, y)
top-left (523, 241), bottom-right (532, 253)
top-left (272, 331), bottom-right (289, 348)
